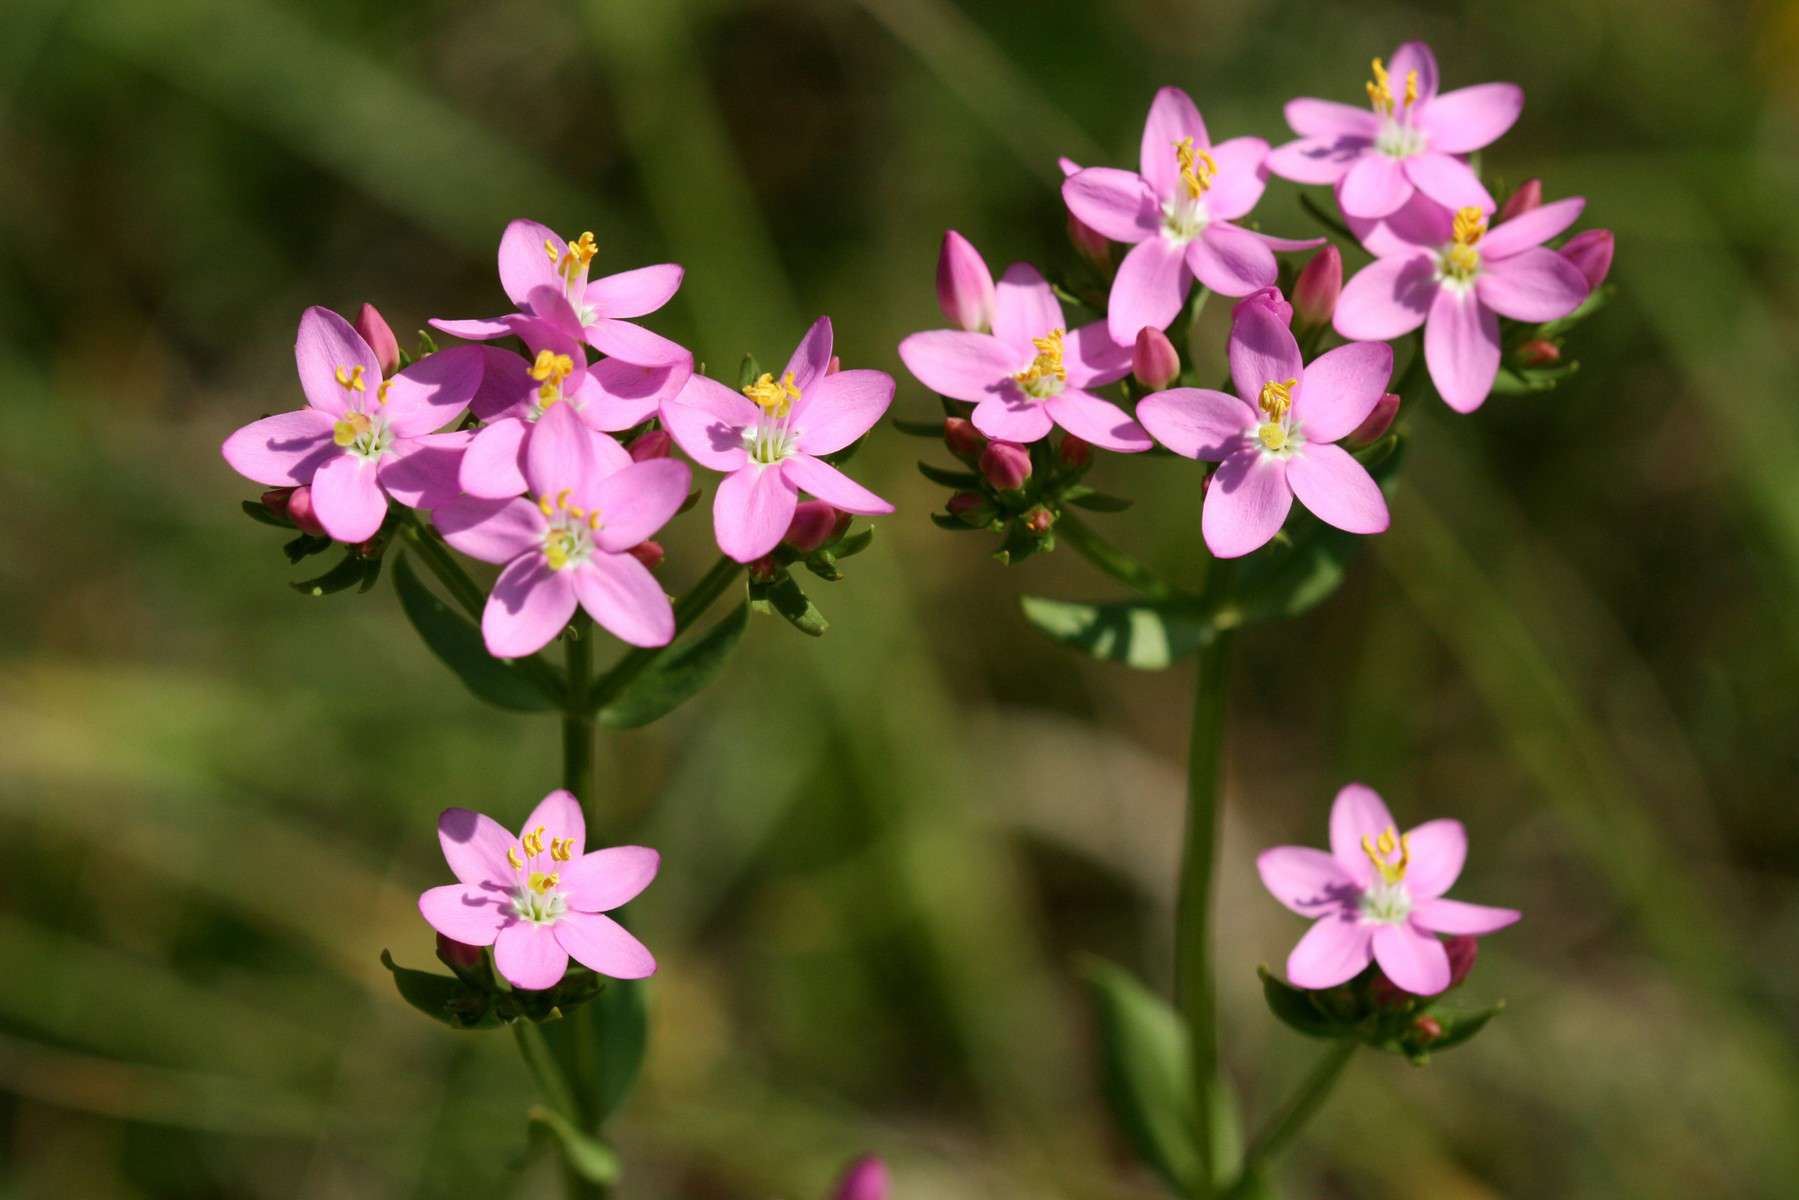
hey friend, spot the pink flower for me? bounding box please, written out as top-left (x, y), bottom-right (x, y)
top-left (897, 245), bottom-right (1149, 451)
top-left (1257, 783), bottom-right (1519, 996)
top-left (222, 307), bottom-right (482, 543)
top-left (936, 230), bottom-right (996, 332)
top-left (433, 402), bottom-right (691, 656)
top-left (420, 790), bottom-right (659, 991)
top-left (1334, 193), bottom-right (1592, 412)
top-left (1267, 42), bottom-right (1521, 220)
top-left (1061, 87), bottom-right (1321, 342)
top-left (432, 219), bottom-right (692, 369)
top-left (1137, 303), bottom-right (1392, 558)
top-left (830, 1156), bottom-right (890, 1200)
top-left (662, 317), bottom-right (895, 564)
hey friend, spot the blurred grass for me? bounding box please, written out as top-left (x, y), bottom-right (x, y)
top-left (1, 0), bottom-right (1795, 1197)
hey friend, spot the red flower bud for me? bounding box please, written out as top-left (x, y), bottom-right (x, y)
top-left (936, 230), bottom-right (996, 332)
top-left (286, 485), bottom-right (326, 536)
top-left (435, 933), bottom-right (484, 972)
top-left (628, 429), bottom-right (673, 461)
top-left (1499, 178), bottom-right (1543, 223)
top-left (784, 500), bottom-right (840, 552)
top-left (831, 1156), bottom-right (890, 1200)
top-left (1058, 434), bottom-right (1092, 469)
top-left (1516, 338), bottom-right (1561, 367)
top-left (825, 355), bottom-right (842, 376)
top-left (260, 486), bottom-right (295, 521)
top-left (1292, 245), bottom-right (1342, 331)
top-left (1022, 505), bottom-right (1055, 536)
top-left (1232, 286), bottom-right (1292, 327)
top-left (627, 540), bottom-right (665, 570)
top-left (1560, 228), bottom-right (1614, 290)
top-left (1445, 935), bottom-right (1479, 989)
top-left (1343, 392), bottom-right (1401, 447)
top-left (1412, 1014), bottom-right (1444, 1042)
top-left (979, 440), bottom-right (1032, 491)
top-left (748, 556), bottom-right (779, 584)
top-left (356, 303), bottom-right (402, 378)
top-left (943, 416), bottom-right (986, 462)
top-left (1131, 326), bottom-right (1180, 390)
top-left (1066, 211), bottom-right (1111, 271)
top-left (946, 491), bottom-right (991, 525)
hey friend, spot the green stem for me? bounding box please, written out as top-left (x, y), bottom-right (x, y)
top-left (402, 511), bottom-right (486, 621)
top-left (1298, 193), bottom-right (1354, 242)
top-left (586, 555), bottom-right (744, 712)
top-left (1223, 1042), bottom-right (1356, 1197)
top-left (513, 1021), bottom-right (582, 1123)
top-left (564, 621), bottom-right (596, 808)
top-left (1057, 513), bottom-right (1176, 599)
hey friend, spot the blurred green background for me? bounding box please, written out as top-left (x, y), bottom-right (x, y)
top-left (3, 0), bottom-right (1796, 1195)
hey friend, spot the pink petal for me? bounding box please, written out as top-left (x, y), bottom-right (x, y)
top-left (1062, 320), bottom-right (1133, 388)
top-left (713, 464), bottom-right (799, 563)
top-left (575, 553), bottom-right (675, 647)
top-left (378, 431), bottom-right (471, 510)
top-left (585, 458), bottom-right (691, 552)
top-left (790, 369), bottom-right (895, 455)
top-left (1480, 197), bottom-right (1586, 258)
top-left (1202, 448), bottom-right (1292, 559)
top-left (1424, 289), bottom-right (1501, 413)
top-left (1296, 341), bottom-right (1393, 443)
top-left (482, 555), bottom-right (577, 659)
top-left (1257, 846), bottom-right (1358, 916)
top-left (1045, 388), bottom-right (1152, 453)
top-left (584, 319), bottom-right (691, 367)
top-left (662, 374), bottom-right (754, 471)
top-left (971, 393), bottom-right (1056, 444)
top-left (1266, 136), bottom-right (1364, 185)
top-left (1199, 136), bottom-right (1270, 221)
top-left (1137, 387), bottom-right (1254, 461)
top-left (437, 806), bottom-right (519, 887)
top-left (1338, 154), bottom-right (1414, 219)
top-left (419, 883), bottom-right (510, 946)
top-left (309, 453), bottom-right (387, 543)
top-left (430, 315), bottom-right (534, 342)
top-left (579, 357), bottom-right (692, 432)
top-left (1062, 168), bottom-right (1160, 244)
top-left (897, 330), bottom-right (1017, 403)
top-left (560, 846), bottom-right (661, 913)
top-left (1333, 255), bottom-right (1438, 341)
top-left (494, 921), bottom-right (570, 990)
top-left (1285, 442), bottom-right (1389, 535)
top-left (553, 911), bottom-right (656, 980)
top-left (1108, 236), bottom-right (1190, 343)
top-left (1187, 222), bottom-right (1277, 298)
top-left (1474, 249), bottom-right (1591, 322)
top-left (991, 262), bottom-right (1065, 354)
top-left (220, 409), bottom-right (337, 487)
top-left (467, 346), bottom-right (537, 421)
top-left (1419, 83), bottom-right (1523, 154)
top-left (1401, 819), bottom-right (1467, 900)
top-left (1247, 231), bottom-right (1328, 253)
top-left (459, 419), bottom-right (530, 500)
top-left (1228, 302), bottom-right (1305, 404)
top-left (585, 263), bottom-right (683, 319)
top-left (1402, 153), bottom-right (1494, 214)
top-left (783, 316), bottom-right (835, 392)
top-left (295, 307), bottom-right (381, 417)
top-left (519, 788), bottom-right (585, 858)
top-left (1388, 41), bottom-right (1439, 105)
top-left (435, 496), bottom-right (546, 564)
top-left (1372, 923), bottom-right (1451, 995)
top-left (1284, 97), bottom-right (1381, 140)
top-left (498, 219), bottom-right (565, 309)
top-left (380, 345), bottom-right (483, 437)
top-left (1329, 783), bottom-right (1398, 884)
top-left (524, 401), bottom-right (597, 497)
top-left (1411, 898), bottom-right (1521, 936)
top-left (1140, 86), bottom-right (1208, 198)
top-left (1346, 190), bottom-right (1456, 258)
top-left (780, 454), bottom-right (894, 515)
top-left (1286, 913), bottom-right (1375, 989)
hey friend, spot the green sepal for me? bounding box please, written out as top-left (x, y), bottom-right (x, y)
top-left (392, 554), bottom-right (560, 712)
top-left (380, 949), bottom-right (502, 1031)
top-left (802, 551), bottom-right (843, 582)
top-left (917, 460), bottom-right (981, 488)
top-left (242, 499), bottom-right (293, 528)
top-left (1490, 361), bottom-right (1580, 395)
top-left (764, 572), bottom-right (829, 636)
top-left (835, 526), bottom-right (874, 558)
top-left (593, 602), bottom-right (749, 726)
top-left (1258, 967), bottom-right (1355, 1040)
top-left (282, 532), bottom-right (333, 564)
top-left (736, 353), bottom-right (763, 389)
top-left (290, 550), bottom-right (374, 598)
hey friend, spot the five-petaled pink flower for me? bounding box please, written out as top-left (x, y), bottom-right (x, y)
top-left (1335, 193), bottom-right (1591, 412)
top-left (1258, 783), bottom-right (1519, 996)
top-left (434, 402), bottom-right (690, 656)
top-left (1267, 42), bottom-right (1520, 220)
top-left (1062, 87), bottom-right (1321, 343)
top-left (1138, 301), bottom-right (1392, 558)
top-left (421, 790), bottom-right (659, 991)
top-left (433, 219), bottom-right (692, 369)
top-left (897, 244), bottom-right (1148, 452)
top-left (662, 317), bottom-right (895, 564)
top-left (222, 306), bottom-right (482, 543)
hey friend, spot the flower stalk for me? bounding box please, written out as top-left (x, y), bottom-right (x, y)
top-left (1223, 1041), bottom-right (1356, 1198)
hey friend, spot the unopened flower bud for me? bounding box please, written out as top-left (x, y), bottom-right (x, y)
top-left (1560, 229), bottom-right (1613, 290)
top-left (627, 540), bottom-right (665, 570)
top-left (435, 933), bottom-right (483, 973)
top-left (1232, 286), bottom-right (1292, 327)
top-left (1066, 211), bottom-right (1111, 271)
top-left (356, 535), bottom-right (384, 558)
top-left (943, 416), bottom-right (986, 462)
top-left (784, 500), bottom-right (840, 552)
top-left (1022, 504), bottom-right (1055, 536)
top-left (286, 485), bottom-right (326, 536)
top-left (748, 556), bottom-right (779, 584)
top-left (628, 429), bottom-right (673, 461)
top-left (356, 303), bottom-right (402, 378)
top-left (979, 440), bottom-right (1032, 491)
top-left (831, 1156), bottom-right (890, 1200)
top-left (1445, 935), bottom-right (1478, 989)
top-left (1412, 1014), bottom-right (1444, 1042)
top-left (1343, 392), bottom-right (1401, 447)
top-left (1516, 338), bottom-right (1561, 367)
top-left (946, 491), bottom-right (992, 526)
top-left (260, 486), bottom-right (295, 521)
top-left (936, 230), bottom-right (996, 332)
top-left (826, 355), bottom-right (841, 376)
top-left (1292, 245), bottom-right (1342, 331)
top-left (1058, 434), bottom-right (1092, 470)
top-left (1132, 326), bottom-right (1180, 390)
top-left (1499, 178), bottom-right (1543, 222)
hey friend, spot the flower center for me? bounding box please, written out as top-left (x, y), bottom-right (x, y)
top-left (1366, 58), bottom-right (1426, 158)
top-left (507, 825), bottom-right (577, 924)
top-left (1361, 824), bottom-right (1411, 885)
top-left (1158, 139), bottom-right (1217, 243)
top-left (1359, 879), bottom-right (1413, 924)
top-left (1254, 377), bottom-right (1302, 454)
top-left (1439, 206), bottom-right (1486, 285)
top-left (330, 369), bottom-right (395, 461)
top-left (528, 349), bottom-right (577, 418)
top-left (1013, 328), bottom-right (1067, 399)
top-left (742, 371), bottom-right (802, 464)
top-left (545, 231), bottom-right (599, 287)
top-left (1366, 56), bottom-right (1419, 117)
top-left (537, 489), bottom-right (603, 570)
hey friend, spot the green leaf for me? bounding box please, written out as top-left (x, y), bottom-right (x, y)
top-left (282, 532), bottom-right (333, 564)
top-left (392, 554), bottom-right (559, 712)
top-left (1375, 1000), bottom-right (1505, 1063)
top-left (594, 601), bottom-right (749, 727)
top-left (1535, 283), bottom-right (1613, 338)
top-left (1080, 957), bottom-right (1202, 1194)
top-left (380, 950), bottom-right (499, 1030)
top-left (290, 550), bottom-right (372, 597)
top-left (527, 1105), bottom-right (620, 1185)
top-left (1258, 966), bottom-right (1352, 1040)
top-left (736, 353), bottom-right (762, 389)
top-left (1019, 595), bottom-right (1214, 670)
top-left (1490, 361), bottom-right (1580, 395)
top-left (802, 551), bottom-right (843, 582)
top-left (1421, 1001), bottom-right (1503, 1054)
top-left (242, 498), bottom-right (292, 528)
top-left (930, 511), bottom-right (987, 532)
top-left (890, 416), bottom-right (945, 437)
top-left (1064, 488), bottom-right (1134, 512)
top-left (835, 526), bottom-right (874, 558)
top-left (917, 460), bottom-right (981, 488)
top-left (591, 978), bottom-right (648, 1120)
top-left (766, 573), bottom-right (828, 636)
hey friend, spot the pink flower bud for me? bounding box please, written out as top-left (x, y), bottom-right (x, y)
top-left (1131, 326), bottom-right (1180, 390)
top-left (936, 230), bottom-right (996, 332)
top-left (356, 303), bottom-right (402, 378)
top-left (1499, 178), bottom-right (1543, 222)
top-left (286, 485), bottom-right (326, 536)
top-left (784, 500), bottom-right (840, 552)
top-left (1022, 505), bottom-right (1055, 536)
top-left (943, 416), bottom-right (986, 462)
top-left (1560, 229), bottom-right (1613, 290)
top-left (1516, 338), bottom-right (1561, 367)
top-left (1412, 1014), bottom-right (1444, 1042)
top-left (628, 429), bottom-right (673, 461)
top-left (1066, 211), bottom-right (1111, 271)
top-left (831, 1156), bottom-right (889, 1200)
top-left (435, 933), bottom-right (484, 972)
top-left (748, 556), bottom-right (779, 584)
top-left (1445, 935), bottom-right (1478, 989)
top-left (260, 486), bottom-right (294, 521)
top-left (979, 440), bottom-right (1032, 490)
top-left (1232, 286), bottom-right (1292, 327)
top-left (946, 492), bottom-right (991, 525)
top-left (1058, 434), bottom-right (1092, 469)
top-left (1343, 391), bottom-right (1401, 447)
top-left (826, 355), bottom-right (841, 376)
top-left (627, 540), bottom-right (665, 570)
top-left (1292, 245), bottom-right (1342, 331)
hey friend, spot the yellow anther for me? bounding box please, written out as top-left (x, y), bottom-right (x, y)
top-left (1173, 136), bottom-right (1217, 200)
top-left (522, 826), bottom-right (547, 857)
top-left (544, 237), bottom-right (561, 264)
top-left (507, 846), bottom-right (525, 870)
top-left (551, 837), bottom-right (574, 862)
top-left (1443, 207), bottom-right (1486, 279)
top-left (1013, 328), bottom-right (1067, 390)
top-left (1258, 378), bottom-right (1297, 422)
top-left (529, 348), bottom-right (576, 404)
top-left (742, 370), bottom-right (802, 416)
top-left (1360, 825), bottom-right (1411, 885)
top-left (335, 364), bottom-right (367, 393)
top-left (538, 494), bottom-right (555, 518)
top-left (1367, 57), bottom-right (1394, 115)
top-left (1452, 207), bottom-right (1486, 246)
top-left (332, 411), bottom-right (373, 448)
top-left (555, 488), bottom-right (573, 511)
top-left (377, 378), bottom-right (392, 405)
top-left (587, 511), bottom-right (603, 530)
top-left (526, 870), bottom-right (560, 894)
top-left (1403, 69), bottom-right (1419, 108)
top-left (555, 231), bottom-right (600, 283)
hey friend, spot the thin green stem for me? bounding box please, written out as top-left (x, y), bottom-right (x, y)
top-left (564, 621), bottom-right (596, 808)
top-left (401, 511), bottom-right (486, 620)
top-left (1223, 1041), bottom-right (1356, 1198)
top-left (1298, 193), bottom-right (1354, 242)
top-left (1057, 512), bottom-right (1176, 599)
top-left (586, 554), bottom-right (743, 712)
top-left (513, 1021), bottom-right (582, 1122)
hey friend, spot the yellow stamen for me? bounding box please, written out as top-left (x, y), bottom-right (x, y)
top-left (1403, 69), bottom-right (1419, 108)
top-left (1360, 825), bottom-right (1411, 885)
top-left (377, 378), bottom-right (392, 405)
top-left (544, 530), bottom-right (575, 570)
top-left (1445, 206), bottom-right (1486, 277)
top-left (522, 826), bottom-right (546, 857)
top-left (554, 231), bottom-right (600, 284)
top-left (507, 846), bottom-right (524, 870)
top-left (538, 494), bottom-right (555, 518)
top-left (551, 837), bottom-right (574, 862)
top-left (742, 370), bottom-right (802, 417)
top-left (334, 364), bottom-right (366, 393)
top-left (587, 511), bottom-right (603, 530)
top-left (1173, 136), bottom-right (1217, 200)
top-left (1366, 57), bottom-right (1392, 114)
top-left (1258, 378), bottom-right (1297, 422)
top-left (526, 871), bottom-right (560, 894)
top-left (544, 238), bottom-right (561, 264)
top-left (529, 349), bottom-right (576, 405)
top-left (1013, 328), bottom-right (1067, 389)
top-left (1452, 206), bottom-right (1486, 246)
top-left (331, 410), bottom-right (372, 448)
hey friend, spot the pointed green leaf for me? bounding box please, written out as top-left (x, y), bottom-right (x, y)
top-left (1258, 966), bottom-right (1352, 1040)
top-left (766, 573), bottom-right (828, 636)
top-left (1080, 957), bottom-right (1202, 1194)
top-left (1064, 488), bottom-right (1134, 512)
top-left (291, 550), bottom-right (372, 597)
top-left (242, 498), bottom-right (292, 528)
top-left (890, 416), bottom-right (945, 437)
top-left (392, 554), bottom-right (559, 712)
top-left (380, 950), bottom-right (500, 1030)
top-left (835, 526), bottom-right (874, 558)
top-left (594, 601), bottom-right (749, 727)
top-left (527, 1105), bottom-right (620, 1184)
top-left (1020, 595), bottom-right (1213, 670)
top-left (917, 460), bottom-right (981, 488)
